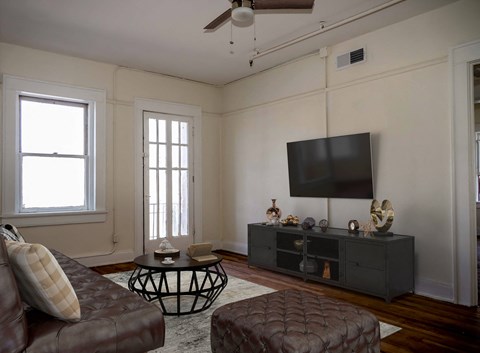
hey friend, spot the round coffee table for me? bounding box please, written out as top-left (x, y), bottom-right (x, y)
top-left (128, 253), bottom-right (228, 316)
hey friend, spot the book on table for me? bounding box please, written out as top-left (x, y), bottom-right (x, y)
top-left (187, 243), bottom-right (217, 261)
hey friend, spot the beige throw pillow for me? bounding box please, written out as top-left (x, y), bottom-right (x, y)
top-left (5, 241), bottom-right (81, 321)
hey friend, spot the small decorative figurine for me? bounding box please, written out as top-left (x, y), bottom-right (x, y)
top-left (370, 199), bottom-right (394, 233)
top-left (301, 217), bottom-right (316, 230)
top-left (348, 220), bottom-right (360, 234)
top-left (319, 219), bottom-right (328, 232)
top-left (360, 220), bottom-right (375, 237)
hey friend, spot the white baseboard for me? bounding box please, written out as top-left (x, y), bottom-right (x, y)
top-left (74, 250), bottom-right (135, 267)
top-left (220, 241), bottom-right (247, 255)
top-left (209, 240), bottom-right (224, 251)
top-left (414, 277), bottom-right (454, 303)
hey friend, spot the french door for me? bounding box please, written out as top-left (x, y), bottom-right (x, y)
top-left (143, 111), bottom-right (194, 253)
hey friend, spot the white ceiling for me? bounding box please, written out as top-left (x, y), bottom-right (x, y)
top-left (0, 0), bottom-right (457, 86)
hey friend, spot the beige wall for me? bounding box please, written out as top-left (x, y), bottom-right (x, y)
top-left (0, 43), bottom-right (223, 264)
top-left (220, 0), bottom-right (480, 302)
top-left (1, 0), bottom-right (479, 302)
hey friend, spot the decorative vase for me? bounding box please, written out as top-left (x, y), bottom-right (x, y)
top-left (293, 239), bottom-right (304, 252)
top-left (266, 199), bottom-right (282, 222)
top-left (322, 261), bottom-right (331, 279)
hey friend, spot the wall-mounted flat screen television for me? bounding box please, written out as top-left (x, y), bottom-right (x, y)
top-left (287, 133), bottom-right (374, 199)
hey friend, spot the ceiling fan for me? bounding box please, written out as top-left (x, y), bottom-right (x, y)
top-left (204, 0), bottom-right (315, 30)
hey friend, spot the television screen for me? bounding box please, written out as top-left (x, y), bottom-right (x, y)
top-left (287, 133), bottom-right (374, 199)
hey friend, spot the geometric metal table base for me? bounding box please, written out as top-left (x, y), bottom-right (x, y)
top-left (128, 256), bottom-right (228, 316)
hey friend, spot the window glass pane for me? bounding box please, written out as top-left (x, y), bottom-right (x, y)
top-left (180, 146), bottom-right (188, 169)
top-left (180, 170), bottom-right (189, 235)
top-left (22, 156), bottom-right (85, 209)
top-left (180, 122), bottom-right (188, 144)
top-left (171, 121), bottom-right (179, 144)
top-left (149, 144), bottom-right (157, 169)
top-left (172, 145), bottom-right (179, 169)
top-left (172, 170), bottom-right (179, 237)
top-left (149, 119), bottom-right (157, 143)
top-left (21, 99), bottom-right (86, 155)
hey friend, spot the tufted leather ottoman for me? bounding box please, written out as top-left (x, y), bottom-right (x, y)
top-left (211, 289), bottom-right (380, 353)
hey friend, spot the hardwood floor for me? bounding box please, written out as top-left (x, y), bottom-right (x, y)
top-left (92, 251), bottom-right (480, 353)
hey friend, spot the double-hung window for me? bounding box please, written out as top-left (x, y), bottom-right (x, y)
top-left (2, 75), bottom-right (106, 226)
top-left (19, 96), bottom-right (90, 212)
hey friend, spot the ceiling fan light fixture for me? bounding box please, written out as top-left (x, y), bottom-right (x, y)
top-left (231, 6), bottom-right (254, 23)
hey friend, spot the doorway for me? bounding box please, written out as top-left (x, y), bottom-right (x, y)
top-left (134, 99), bottom-right (203, 256)
top-left (143, 111), bottom-right (194, 253)
top-left (474, 63), bottom-right (480, 304)
top-left (451, 39), bottom-right (480, 306)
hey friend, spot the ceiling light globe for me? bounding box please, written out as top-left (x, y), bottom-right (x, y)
top-left (231, 7), bottom-right (254, 23)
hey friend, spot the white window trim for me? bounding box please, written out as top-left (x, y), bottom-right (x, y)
top-left (1, 75), bottom-right (107, 226)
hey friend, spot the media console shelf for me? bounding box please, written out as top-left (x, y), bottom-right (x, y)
top-left (248, 223), bottom-right (414, 302)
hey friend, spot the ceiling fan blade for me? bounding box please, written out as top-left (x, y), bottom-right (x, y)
top-left (254, 0), bottom-right (315, 10)
top-left (204, 8), bottom-right (232, 30)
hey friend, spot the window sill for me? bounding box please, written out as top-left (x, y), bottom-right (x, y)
top-left (0, 210), bottom-right (107, 227)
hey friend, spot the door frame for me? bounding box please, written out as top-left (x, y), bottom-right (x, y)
top-left (450, 39), bottom-right (480, 306)
top-left (134, 98), bottom-right (202, 256)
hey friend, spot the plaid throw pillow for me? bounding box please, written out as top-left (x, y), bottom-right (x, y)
top-left (0, 224), bottom-right (25, 242)
top-left (5, 241), bottom-right (81, 321)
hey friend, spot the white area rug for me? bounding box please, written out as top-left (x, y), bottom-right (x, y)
top-left (105, 271), bottom-right (401, 353)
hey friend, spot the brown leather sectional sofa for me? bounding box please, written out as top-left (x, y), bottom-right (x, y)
top-left (0, 239), bottom-right (165, 353)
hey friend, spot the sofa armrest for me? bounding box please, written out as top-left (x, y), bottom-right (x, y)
top-left (0, 239), bottom-right (28, 353)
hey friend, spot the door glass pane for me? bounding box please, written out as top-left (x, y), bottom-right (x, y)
top-left (21, 99), bottom-right (86, 155)
top-left (180, 122), bottom-right (188, 144)
top-left (149, 119), bottom-right (157, 143)
top-left (180, 146), bottom-right (188, 169)
top-left (180, 170), bottom-right (189, 235)
top-left (149, 169), bottom-right (158, 240)
top-left (172, 145), bottom-right (179, 169)
top-left (159, 170), bottom-right (167, 238)
top-left (149, 144), bottom-right (157, 168)
top-left (22, 156), bottom-right (85, 209)
top-left (158, 120), bottom-right (166, 143)
top-left (171, 121), bottom-right (179, 144)
top-left (158, 144), bottom-right (166, 168)
top-left (172, 170), bottom-right (179, 237)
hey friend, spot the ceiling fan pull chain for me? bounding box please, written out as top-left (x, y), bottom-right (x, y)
top-left (253, 17), bottom-right (258, 55)
top-left (250, 16), bottom-right (258, 67)
top-left (253, 16), bottom-right (257, 48)
top-left (230, 21), bottom-right (234, 45)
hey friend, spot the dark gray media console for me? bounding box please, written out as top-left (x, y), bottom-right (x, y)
top-left (248, 223), bottom-right (414, 302)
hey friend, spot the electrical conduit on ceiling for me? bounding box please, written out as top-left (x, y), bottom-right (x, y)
top-left (252, 0), bottom-right (406, 62)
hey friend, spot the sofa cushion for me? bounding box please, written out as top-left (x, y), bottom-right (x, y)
top-left (0, 239), bottom-right (28, 353)
top-left (6, 240), bottom-right (81, 321)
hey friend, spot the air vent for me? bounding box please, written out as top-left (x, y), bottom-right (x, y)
top-left (336, 47), bottom-right (366, 70)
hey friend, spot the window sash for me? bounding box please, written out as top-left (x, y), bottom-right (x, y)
top-left (18, 95), bottom-right (91, 213)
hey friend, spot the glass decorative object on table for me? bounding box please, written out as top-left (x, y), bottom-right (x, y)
top-left (266, 199), bottom-right (282, 225)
